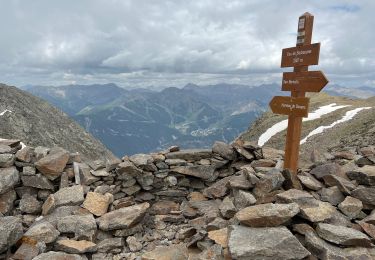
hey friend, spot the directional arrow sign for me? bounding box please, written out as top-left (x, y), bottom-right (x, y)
top-left (269, 96), bottom-right (310, 117)
top-left (282, 71), bottom-right (328, 92)
top-left (281, 43), bottom-right (320, 67)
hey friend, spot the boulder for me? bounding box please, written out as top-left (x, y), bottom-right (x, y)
top-left (251, 159), bottom-right (276, 168)
top-left (202, 176), bottom-right (231, 198)
top-left (228, 225), bottom-right (310, 260)
top-left (0, 189), bottom-right (16, 215)
top-left (219, 197), bottom-right (236, 219)
top-left (129, 154), bottom-right (156, 171)
top-left (165, 149), bottom-right (212, 161)
top-left (23, 222), bottom-right (60, 244)
top-left (136, 171), bottom-right (154, 188)
top-left (310, 162), bottom-right (343, 179)
top-left (318, 186), bottom-right (345, 206)
top-left (19, 195), bottom-right (42, 214)
top-left (322, 174), bottom-right (356, 195)
top-left (21, 174), bottom-right (54, 190)
top-left (351, 185), bottom-right (375, 206)
top-left (90, 169), bottom-right (110, 177)
top-left (316, 223), bottom-right (372, 247)
top-left (150, 200), bottom-right (179, 215)
top-left (227, 171), bottom-right (254, 189)
top-left (358, 221), bottom-right (375, 239)
top-left (11, 241), bottom-right (40, 260)
top-left (347, 166), bottom-right (375, 186)
top-left (233, 189), bottom-right (256, 209)
top-left (235, 203), bottom-right (299, 227)
top-left (305, 231), bottom-right (375, 259)
top-left (126, 236), bottom-right (143, 252)
top-left (0, 153), bottom-right (14, 167)
top-left (82, 192), bottom-right (113, 216)
top-left (42, 185), bottom-right (84, 215)
top-left (172, 165), bottom-right (216, 181)
top-left (334, 151), bottom-right (355, 160)
top-left (98, 202), bottom-right (150, 231)
top-left (55, 239), bottom-right (97, 254)
top-left (297, 174), bottom-right (322, 191)
top-left (0, 145), bottom-right (11, 154)
top-left (77, 162), bottom-right (100, 185)
top-left (233, 143), bottom-right (255, 160)
top-left (212, 141), bottom-right (236, 160)
top-left (141, 244), bottom-right (189, 260)
top-left (276, 189), bottom-right (316, 208)
top-left (208, 228), bottom-right (228, 248)
top-left (363, 210), bottom-right (375, 224)
top-left (129, 153), bottom-right (154, 166)
top-left (0, 167), bottom-right (19, 195)
top-left (0, 216), bottom-right (23, 253)
top-left (338, 196), bottom-right (363, 219)
top-left (97, 237), bottom-right (123, 253)
top-left (33, 251), bottom-right (86, 260)
top-left (57, 214), bottom-right (97, 238)
top-left (15, 146), bottom-right (33, 162)
top-left (253, 169), bottom-right (285, 197)
top-left (35, 148), bottom-right (69, 179)
top-left (116, 161), bottom-right (143, 177)
top-left (164, 158), bottom-right (186, 166)
top-left (299, 201), bottom-right (337, 222)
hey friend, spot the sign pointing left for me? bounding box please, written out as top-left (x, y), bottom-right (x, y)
top-left (269, 96), bottom-right (310, 117)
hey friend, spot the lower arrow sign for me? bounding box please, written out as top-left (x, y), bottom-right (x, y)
top-left (269, 96), bottom-right (310, 117)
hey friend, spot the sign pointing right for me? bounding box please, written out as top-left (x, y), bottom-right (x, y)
top-left (282, 71), bottom-right (328, 92)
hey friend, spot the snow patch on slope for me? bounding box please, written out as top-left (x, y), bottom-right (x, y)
top-left (0, 109), bottom-right (12, 116)
top-left (258, 103), bottom-right (350, 146)
top-left (300, 107), bottom-right (372, 144)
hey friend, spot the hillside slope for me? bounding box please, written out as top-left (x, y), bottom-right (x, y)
top-left (239, 92), bottom-right (374, 167)
top-left (0, 83), bottom-right (116, 161)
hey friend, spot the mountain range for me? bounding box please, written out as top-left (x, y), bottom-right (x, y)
top-left (22, 83), bottom-right (283, 156)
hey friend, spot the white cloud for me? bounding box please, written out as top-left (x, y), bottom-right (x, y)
top-left (0, 0), bottom-right (374, 88)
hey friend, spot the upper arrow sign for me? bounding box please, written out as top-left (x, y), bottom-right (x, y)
top-left (269, 96), bottom-right (310, 117)
top-left (281, 43), bottom-right (320, 67)
top-left (282, 71), bottom-right (328, 92)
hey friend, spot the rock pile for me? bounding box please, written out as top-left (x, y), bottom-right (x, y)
top-left (1, 139), bottom-right (375, 259)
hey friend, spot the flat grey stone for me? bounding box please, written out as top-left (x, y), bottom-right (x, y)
top-left (0, 167), bottom-right (19, 195)
top-left (228, 225), bottom-right (310, 260)
top-left (98, 202), bottom-right (149, 231)
top-left (316, 223), bottom-right (372, 247)
top-left (166, 149), bottom-right (212, 161)
top-left (24, 222), bottom-right (60, 244)
top-left (0, 216), bottom-right (23, 253)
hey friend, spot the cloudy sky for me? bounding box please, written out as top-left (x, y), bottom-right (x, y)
top-left (1, 0), bottom-right (374, 89)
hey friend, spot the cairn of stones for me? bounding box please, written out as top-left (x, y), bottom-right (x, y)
top-left (1, 138), bottom-right (375, 259)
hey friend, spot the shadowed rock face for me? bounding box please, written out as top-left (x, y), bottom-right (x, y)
top-left (0, 84), bottom-right (116, 161)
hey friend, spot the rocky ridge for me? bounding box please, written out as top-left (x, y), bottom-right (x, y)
top-left (1, 138), bottom-right (375, 259)
top-left (0, 84), bottom-right (116, 161)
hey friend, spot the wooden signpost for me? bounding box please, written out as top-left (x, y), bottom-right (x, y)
top-left (269, 12), bottom-right (329, 175)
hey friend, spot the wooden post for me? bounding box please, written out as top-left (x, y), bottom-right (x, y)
top-left (283, 13), bottom-right (314, 173)
top-left (269, 12), bottom-right (328, 178)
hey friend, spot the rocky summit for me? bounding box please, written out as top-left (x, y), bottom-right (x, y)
top-left (1, 139), bottom-right (375, 259)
